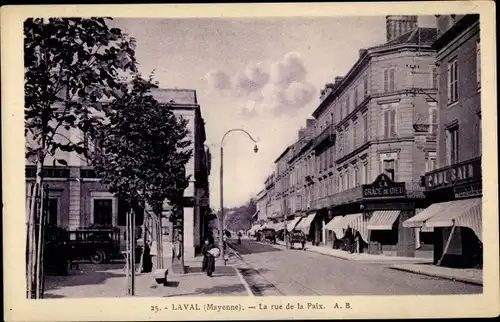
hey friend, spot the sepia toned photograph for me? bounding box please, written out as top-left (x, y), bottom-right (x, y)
top-left (2, 2), bottom-right (499, 321)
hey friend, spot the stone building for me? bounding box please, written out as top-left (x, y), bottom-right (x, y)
top-left (26, 87), bottom-right (212, 260)
top-left (403, 14), bottom-right (482, 268)
top-left (310, 16), bottom-right (439, 257)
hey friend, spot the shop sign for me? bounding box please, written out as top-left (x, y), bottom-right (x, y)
top-left (453, 183), bottom-right (482, 198)
top-left (425, 157), bottom-right (481, 191)
top-left (362, 173), bottom-right (406, 198)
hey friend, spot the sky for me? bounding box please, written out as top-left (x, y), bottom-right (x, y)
top-left (111, 15), bottom-right (436, 209)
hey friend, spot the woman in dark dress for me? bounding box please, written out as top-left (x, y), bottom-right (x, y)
top-left (201, 236), bottom-right (216, 277)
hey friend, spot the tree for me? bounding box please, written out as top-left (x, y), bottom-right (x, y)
top-left (91, 73), bottom-right (192, 291)
top-left (24, 17), bottom-right (137, 299)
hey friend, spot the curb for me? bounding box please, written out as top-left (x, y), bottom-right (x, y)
top-left (226, 244), bottom-right (254, 297)
top-left (389, 266), bottom-right (483, 286)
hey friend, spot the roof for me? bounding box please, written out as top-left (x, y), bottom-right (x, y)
top-left (381, 27), bottom-right (437, 48)
top-left (150, 88), bottom-right (198, 105)
top-left (274, 145), bottom-right (291, 164)
top-left (312, 27), bottom-right (437, 119)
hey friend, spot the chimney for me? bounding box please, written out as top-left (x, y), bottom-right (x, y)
top-left (359, 49), bottom-right (367, 58)
top-left (386, 15), bottom-right (418, 42)
top-left (306, 119), bottom-right (316, 130)
top-left (298, 129), bottom-right (306, 140)
top-left (334, 76), bottom-right (343, 84)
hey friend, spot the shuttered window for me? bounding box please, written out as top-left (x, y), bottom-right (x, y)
top-left (384, 69), bottom-right (396, 92)
top-left (447, 58), bottom-right (459, 103)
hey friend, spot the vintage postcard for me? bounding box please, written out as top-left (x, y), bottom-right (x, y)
top-left (2, 1), bottom-right (499, 321)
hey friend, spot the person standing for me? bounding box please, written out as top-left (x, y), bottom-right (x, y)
top-left (201, 236), bottom-right (216, 277)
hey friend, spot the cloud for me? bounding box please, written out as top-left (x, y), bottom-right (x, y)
top-left (270, 52), bottom-right (307, 88)
top-left (205, 69), bottom-right (231, 91)
top-left (232, 63), bottom-right (269, 97)
top-left (205, 51), bottom-right (315, 118)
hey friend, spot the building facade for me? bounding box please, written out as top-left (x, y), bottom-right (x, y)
top-left (403, 14), bottom-right (482, 268)
top-left (311, 17), bottom-right (438, 257)
top-left (26, 87), bottom-right (211, 260)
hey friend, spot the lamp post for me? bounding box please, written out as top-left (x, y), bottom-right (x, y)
top-left (220, 129), bottom-right (259, 262)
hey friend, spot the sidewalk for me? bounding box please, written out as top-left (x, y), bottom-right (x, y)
top-left (275, 240), bottom-right (432, 264)
top-left (390, 263), bottom-right (483, 286)
top-left (44, 251), bottom-right (249, 298)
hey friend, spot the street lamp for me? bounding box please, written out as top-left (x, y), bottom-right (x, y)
top-left (220, 129), bottom-right (259, 263)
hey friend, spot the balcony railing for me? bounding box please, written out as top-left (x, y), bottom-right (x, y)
top-left (313, 123), bottom-right (336, 150)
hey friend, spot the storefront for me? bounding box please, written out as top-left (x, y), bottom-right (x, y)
top-left (403, 157), bottom-right (482, 268)
top-left (323, 173), bottom-right (429, 257)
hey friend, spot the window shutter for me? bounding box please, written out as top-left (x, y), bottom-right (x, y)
top-left (394, 159), bottom-right (399, 181)
top-left (384, 69), bottom-right (389, 92)
top-left (390, 69), bottom-right (395, 91)
top-left (384, 109), bottom-right (389, 138)
top-left (446, 64), bottom-right (452, 103)
top-left (390, 109), bottom-right (396, 137)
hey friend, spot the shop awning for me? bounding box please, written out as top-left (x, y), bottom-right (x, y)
top-left (367, 210), bottom-right (401, 230)
top-left (343, 213), bottom-right (368, 242)
top-left (324, 216), bottom-right (345, 239)
top-left (425, 198), bottom-right (482, 241)
top-left (402, 202), bottom-right (455, 228)
top-left (295, 212), bottom-right (317, 231)
top-left (273, 222), bottom-right (285, 231)
top-left (415, 209), bottom-right (433, 232)
top-left (286, 217), bottom-right (302, 232)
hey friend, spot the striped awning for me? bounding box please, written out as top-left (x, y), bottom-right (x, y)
top-left (324, 216), bottom-right (345, 239)
top-left (415, 208), bottom-right (434, 232)
top-left (286, 217), bottom-right (302, 232)
top-left (367, 210), bottom-right (401, 230)
top-left (403, 202), bottom-right (455, 228)
top-left (343, 213), bottom-right (368, 242)
top-left (295, 213), bottom-right (317, 231)
top-left (425, 198), bottom-right (482, 241)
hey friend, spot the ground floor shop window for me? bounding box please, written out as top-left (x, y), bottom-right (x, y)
top-left (369, 228), bottom-right (398, 246)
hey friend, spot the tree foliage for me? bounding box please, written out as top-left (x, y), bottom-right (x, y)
top-left (91, 73), bottom-right (192, 214)
top-left (24, 17), bottom-right (138, 164)
top-left (222, 198), bottom-right (257, 232)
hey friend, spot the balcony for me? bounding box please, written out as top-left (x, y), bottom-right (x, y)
top-left (312, 123), bottom-right (336, 151)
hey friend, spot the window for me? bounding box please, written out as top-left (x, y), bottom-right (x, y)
top-left (344, 126), bottom-right (350, 153)
top-left (447, 58), bottom-right (459, 103)
top-left (432, 66), bottom-right (438, 89)
top-left (354, 86), bottom-right (359, 108)
top-left (362, 162), bottom-right (369, 184)
top-left (446, 125), bottom-right (459, 165)
top-left (362, 113), bottom-right (368, 143)
top-left (329, 146), bottom-right (334, 167)
top-left (428, 102), bottom-right (438, 134)
top-left (384, 69), bottom-right (396, 92)
top-left (382, 159), bottom-right (398, 181)
top-left (354, 166), bottom-right (360, 187)
top-left (426, 152), bottom-right (437, 172)
top-left (346, 93), bottom-right (351, 114)
top-left (46, 198), bottom-right (59, 226)
top-left (338, 131), bottom-right (344, 157)
top-left (93, 199), bottom-right (113, 226)
top-left (382, 104), bottom-right (397, 138)
top-left (338, 174), bottom-right (343, 191)
top-left (346, 170), bottom-right (351, 189)
top-left (363, 74), bottom-right (369, 97)
top-left (353, 120), bottom-right (358, 148)
top-left (476, 39), bottom-right (481, 87)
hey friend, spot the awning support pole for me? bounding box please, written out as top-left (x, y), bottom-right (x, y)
top-left (437, 222), bottom-right (456, 266)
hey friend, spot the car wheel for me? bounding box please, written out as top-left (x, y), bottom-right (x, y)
top-left (90, 249), bottom-right (106, 264)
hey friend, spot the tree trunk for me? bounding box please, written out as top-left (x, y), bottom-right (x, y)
top-left (35, 185), bottom-right (48, 299)
top-left (125, 209), bottom-right (130, 295)
top-left (130, 209), bottom-right (136, 295)
top-left (26, 182), bottom-right (37, 299)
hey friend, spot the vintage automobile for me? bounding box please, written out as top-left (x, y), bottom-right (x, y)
top-left (288, 230), bottom-right (306, 250)
top-left (261, 228), bottom-right (277, 244)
